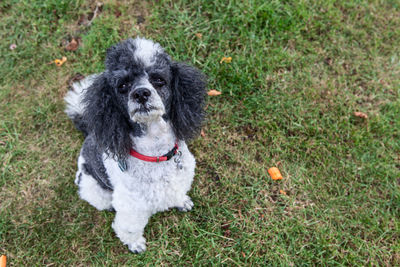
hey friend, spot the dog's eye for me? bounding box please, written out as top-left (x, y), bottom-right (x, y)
top-left (151, 77), bottom-right (166, 88)
top-left (118, 82), bottom-right (130, 94)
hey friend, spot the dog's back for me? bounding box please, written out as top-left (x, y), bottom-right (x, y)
top-left (65, 74), bottom-right (114, 191)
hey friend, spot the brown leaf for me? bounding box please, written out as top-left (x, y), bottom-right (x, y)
top-left (223, 230), bottom-right (231, 237)
top-left (195, 33), bottom-right (202, 39)
top-left (65, 38), bottom-right (79, 51)
top-left (77, 14), bottom-right (88, 25)
top-left (207, 89), bottom-right (222, 96)
top-left (200, 129), bottom-right (205, 137)
top-left (221, 222), bottom-right (230, 231)
top-left (354, 111), bottom-right (368, 119)
top-left (137, 15), bottom-right (145, 24)
top-left (324, 57), bottom-right (333, 66)
top-left (68, 73), bottom-right (85, 86)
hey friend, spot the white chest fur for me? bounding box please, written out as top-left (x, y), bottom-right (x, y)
top-left (103, 118), bottom-right (196, 212)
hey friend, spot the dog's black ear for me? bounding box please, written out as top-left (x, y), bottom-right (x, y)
top-left (170, 62), bottom-right (207, 141)
top-left (82, 74), bottom-right (133, 159)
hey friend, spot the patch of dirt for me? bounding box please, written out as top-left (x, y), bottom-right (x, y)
top-left (116, 0), bottom-right (152, 36)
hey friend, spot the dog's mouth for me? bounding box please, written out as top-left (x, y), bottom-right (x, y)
top-left (129, 104), bottom-right (164, 123)
top-left (132, 105), bottom-right (156, 115)
top-left (133, 106), bottom-right (155, 114)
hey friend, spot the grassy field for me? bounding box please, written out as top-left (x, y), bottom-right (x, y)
top-left (1, 0), bottom-right (399, 265)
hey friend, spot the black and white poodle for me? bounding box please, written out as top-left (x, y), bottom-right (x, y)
top-left (64, 37), bottom-right (206, 253)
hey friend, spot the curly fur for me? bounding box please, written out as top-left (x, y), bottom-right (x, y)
top-left (64, 37), bottom-right (206, 253)
top-left (82, 74), bottom-right (138, 160)
top-left (169, 62), bottom-right (207, 140)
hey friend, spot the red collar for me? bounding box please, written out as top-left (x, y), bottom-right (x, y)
top-left (129, 143), bottom-right (179, 162)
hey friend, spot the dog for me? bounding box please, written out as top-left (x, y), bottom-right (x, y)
top-left (64, 37), bottom-right (206, 253)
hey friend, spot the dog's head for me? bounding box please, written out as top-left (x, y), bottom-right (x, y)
top-left (83, 38), bottom-right (206, 158)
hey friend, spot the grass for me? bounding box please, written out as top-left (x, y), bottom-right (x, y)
top-left (1, 0), bottom-right (399, 265)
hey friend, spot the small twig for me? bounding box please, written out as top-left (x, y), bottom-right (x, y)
top-left (87, 2), bottom-right (103, 26)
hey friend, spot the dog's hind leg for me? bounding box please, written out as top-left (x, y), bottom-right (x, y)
top-left (75, 156), bottom-right (113, 211)
top-left (75, 171), bottom-right (113, 211)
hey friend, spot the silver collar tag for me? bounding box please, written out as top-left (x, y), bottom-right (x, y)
top-left (174, 151), bottom-right (183, 170)
top-left (118, 159), bottom-right (128, 172)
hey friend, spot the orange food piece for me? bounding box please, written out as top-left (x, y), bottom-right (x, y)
top-left (220, 56), bottom-right (232, 63)
top-left (54, 56), bottom-right (67, 67)
top-left (279, 190), bottom-right (287, 195)
top-left (354, 111), bottom-right (368, 119)
top-left (207, 90), bottom-right (222, 96)
top-left (0, 255), bottom-right (6, 267)
top-left (268, 167), bottom-right (283, 180)
top-left (54, 59), bottom-right (62, 66)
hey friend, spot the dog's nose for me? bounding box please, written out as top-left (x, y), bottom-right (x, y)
top-left (132, 88), bottom-right (151, 104)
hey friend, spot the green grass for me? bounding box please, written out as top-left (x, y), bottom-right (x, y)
top-left (1, 0), bottom-right (399, 265)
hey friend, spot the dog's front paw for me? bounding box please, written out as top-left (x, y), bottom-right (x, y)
top-left (177, 196), bottom-right (194, 212)
top-left (128, 236), bottom-right (147, 254)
